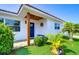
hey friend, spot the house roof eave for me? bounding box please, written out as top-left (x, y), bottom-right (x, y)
top-left (0, 4), bottom-right (65, 23)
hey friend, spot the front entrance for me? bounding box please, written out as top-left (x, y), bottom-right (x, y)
top-left (30, 22), bottom-right (34, 38)
top-left (25, 12), bottom-right (43, 46)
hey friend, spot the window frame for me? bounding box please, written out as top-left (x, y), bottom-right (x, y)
top-left (0, 17), bottom-right (4, 23)
top-left (54, 23), bottom-right (60, 30)
top-left (5, 18), bottom-right (21, 32)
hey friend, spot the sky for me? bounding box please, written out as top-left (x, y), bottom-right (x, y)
top-left (0, 4), bottom-right (79, 24)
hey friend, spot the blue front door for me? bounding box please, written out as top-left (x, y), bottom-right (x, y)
top-left (30, 23), bottom-right (34, 38)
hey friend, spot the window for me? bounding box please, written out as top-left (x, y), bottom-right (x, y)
top-left (5, 19), bottom-right (20, 32)
top-left (0, 18), bottom-right (4, 23)
top-left (55, 23), bottom-right (60, 30)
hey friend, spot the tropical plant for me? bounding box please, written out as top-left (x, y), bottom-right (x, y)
top-left (51, 33), bottom-right (72, 55)
top-left (0, 23), bottom-right (14, 54)
top-left (74, 24), bottom-right (79, 33)
top-left (62, 22), bottom-right (75, 41)
top-left (46, 34), bottom-right (54, 43)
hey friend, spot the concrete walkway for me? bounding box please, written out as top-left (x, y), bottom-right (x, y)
top-left (13, 40), bottom-right (34, 49)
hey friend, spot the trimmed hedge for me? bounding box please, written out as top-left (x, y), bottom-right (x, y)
top-left (0, 23), bottom-right (14, 54)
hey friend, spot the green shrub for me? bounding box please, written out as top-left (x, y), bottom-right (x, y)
top-left (34, 36), bottom-right (43, 46)
top-left (42, 37), bottom-right (48, 43)
top-left (62, 35), bottom-right (69, 40)
top-left (0, 23), bottom-right (14, 54)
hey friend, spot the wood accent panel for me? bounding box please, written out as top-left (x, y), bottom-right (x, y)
top-left (25, 13), bottom-right (43, 20)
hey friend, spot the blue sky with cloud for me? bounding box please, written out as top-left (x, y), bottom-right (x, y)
top-left (0, 4), bottom-right (79, 24)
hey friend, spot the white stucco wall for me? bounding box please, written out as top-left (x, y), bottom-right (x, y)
top-left (11, 18), bottom-right (48, 41)
top-left (0, 14), bottom-right (64, 41)
top-left (14, 19), bottom-right (26, 41)
top-left (46, 19), bottom-right (63, 34)
top-left (14, 18), bottom-right (64, 41)
top-left (29, 19), bottom-right (48, 37)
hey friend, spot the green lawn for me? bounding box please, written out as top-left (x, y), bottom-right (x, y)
top-left (15, 44), bottom-right (52, 55)
top-left (13, 38), bottom-right (79, 55)
top-left (64, 39), bottom-right (79, 55)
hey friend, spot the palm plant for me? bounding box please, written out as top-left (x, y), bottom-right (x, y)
top-left (74, 24), bottom-right (79, 33)
top-left (50, 33), bottom-right (72, 55)
top-left (62, 22), bottom-right (75, 41)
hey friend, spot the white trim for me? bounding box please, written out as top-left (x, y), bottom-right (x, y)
top-left (0, 5), bottom-right (64, 23)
